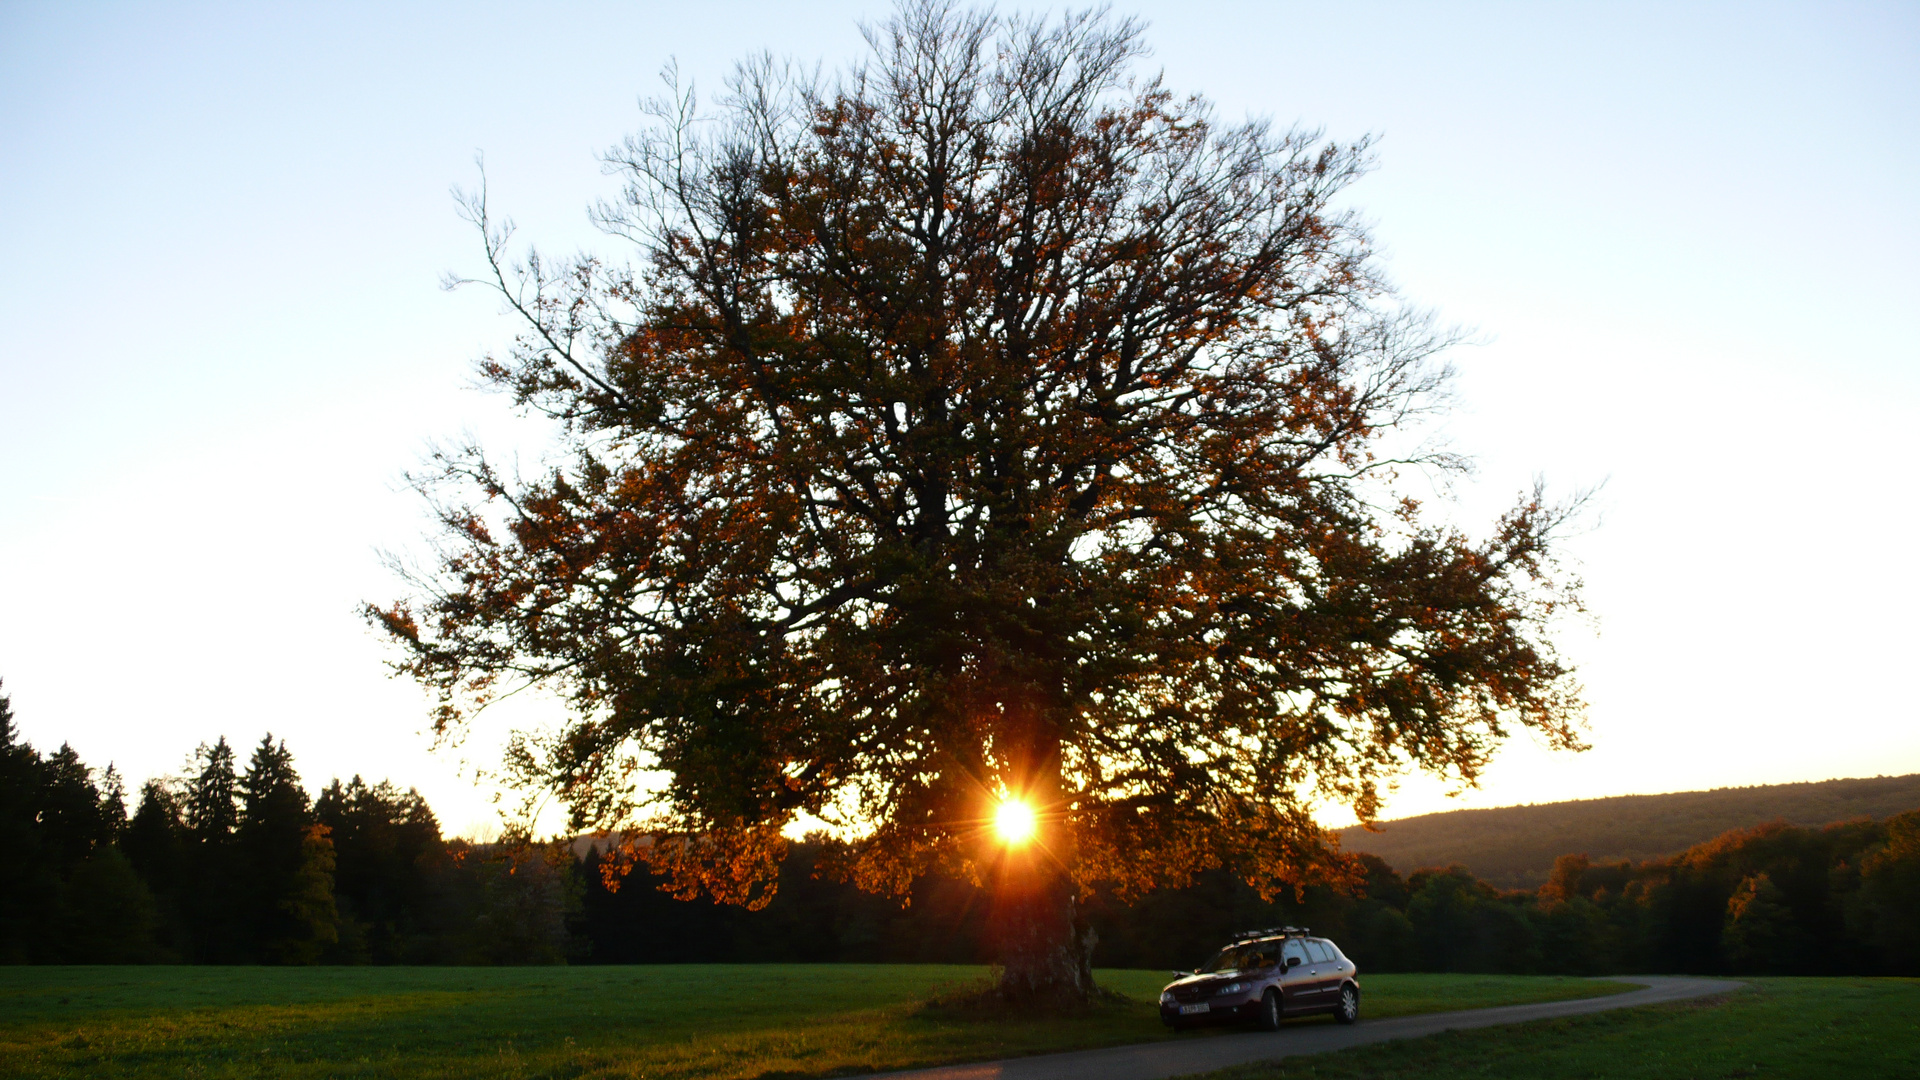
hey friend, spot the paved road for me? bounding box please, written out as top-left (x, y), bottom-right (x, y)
top-left (869, 976), bottom-right (1743, 1080)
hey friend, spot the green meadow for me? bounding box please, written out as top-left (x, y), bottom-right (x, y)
top-left (1, 966), bottom-right (1630, 1079)
top-left (1203, 977), bottom-right (1920, 1080)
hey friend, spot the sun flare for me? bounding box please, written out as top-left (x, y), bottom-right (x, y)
top-left (994, 799), bottom-right (1038, 845)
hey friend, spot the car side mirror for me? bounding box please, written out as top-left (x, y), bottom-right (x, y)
top-left (1286, 956), bottom-right (1301, 968)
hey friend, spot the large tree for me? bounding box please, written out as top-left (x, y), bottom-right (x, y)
top-left (372, 0), bottom-right (1585, 1000)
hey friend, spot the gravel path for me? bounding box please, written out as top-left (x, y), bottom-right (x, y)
top-left (868, 976), bottom-right (1744, 1080)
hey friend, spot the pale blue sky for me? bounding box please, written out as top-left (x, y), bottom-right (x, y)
top-left (3, 1), bottom-right (1915, 836)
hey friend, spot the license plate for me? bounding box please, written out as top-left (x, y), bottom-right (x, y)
top-left (1178, 1003), bottom-right (1210, 1015)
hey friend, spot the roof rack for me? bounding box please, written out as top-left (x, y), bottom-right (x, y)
top-left (1230, 926), bottom-right (1308, 941)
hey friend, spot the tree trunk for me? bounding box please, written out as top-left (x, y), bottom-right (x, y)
top-left (989, 740), bottom-right (1096, 1004)
top-left (990, 865), bottom-right (1097, 1004)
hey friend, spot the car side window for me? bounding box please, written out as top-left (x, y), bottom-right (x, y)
top-left (1281, 939), bottom-right (1309, 968)
top-left (1317, 939), bottom-right (1347, 963)
top-left (1303, 940), bottom-right (1332, 964)
top-left (1252, 943), bottom-right (1278, 969)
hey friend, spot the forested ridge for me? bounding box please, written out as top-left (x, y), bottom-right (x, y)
top-left (4, 683), bottom-right (1916, 974)
top-left (1336, 774), bottom-right (1920, 888)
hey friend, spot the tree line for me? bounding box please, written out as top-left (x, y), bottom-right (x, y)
top-left (1087, 813), bottom-right (1920, 977)
top-left (5, 684), bottom-right (1915, 974)
top-left (0, 684), bottom-right (570, 964)
top-left (575, 811), bottom-right (1920, 978)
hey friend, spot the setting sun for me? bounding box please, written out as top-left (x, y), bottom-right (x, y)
top-left (994, 799), bottom-right (1037, 845)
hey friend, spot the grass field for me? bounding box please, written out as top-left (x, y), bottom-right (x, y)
top-left (1203, 977), bottom-right (1920, 1080)
top-left (0, 966), bottom-right (1632, 1079)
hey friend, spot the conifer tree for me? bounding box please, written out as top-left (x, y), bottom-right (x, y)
top-left (315, 776), bottom-right (446, 962)
top-left (97, 764), bottom-right (129, 838)
top-left (185, 738), bottom-right (238, 841)
top-left (39, 744), bottom-right (109, 865)
top-left (239, 735), bottom-right (338, 962)
top-left (123, 780), bottom-right (187, 953)
top-left (182, 738), bottom-right (243, 960)
top-left (0, 679), bottom-right (51, 962)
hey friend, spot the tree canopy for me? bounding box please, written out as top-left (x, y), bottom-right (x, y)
top-left (370, 0), bottom-right (1586, 997)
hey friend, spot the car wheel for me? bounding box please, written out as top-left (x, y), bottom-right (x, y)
top-left (1256, 989), bottom-right (1283, 1031)
top-left (1335, 984), bottom-right (1359, 1025)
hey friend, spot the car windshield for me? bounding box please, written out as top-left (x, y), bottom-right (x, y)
top-left (1198, 941), bottom-right (1270, 974)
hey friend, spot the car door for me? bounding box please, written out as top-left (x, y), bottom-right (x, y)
top-left (1278, 938), bottom-right (1315, 1009)
top-left (1302, 939), bottom-right (1340, 1005)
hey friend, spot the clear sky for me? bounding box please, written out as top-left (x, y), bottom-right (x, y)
top-left (3, 1), bottom-right (1915, 838)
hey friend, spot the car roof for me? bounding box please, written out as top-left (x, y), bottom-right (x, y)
top-left (1227, 925), bottom-right (1312, 944)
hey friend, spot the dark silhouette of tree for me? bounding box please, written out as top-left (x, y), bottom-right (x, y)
top-left (276, 824), bottom-right (341, 964)
top-left (37, 750), bottom-right (157, 962)
top-left (424, 837), bottom-right (576, 965)
top-left (61, 847), bottom-right (162, 962)
top-left (1721, 872), bottom-right (1798, 973)
top-left (1844, 810), bottom-right (1920, 972)
top-left (314, 776), bottom-right (456, 962)
top-left (38, 744), bottom-right (113, 867)
top-left (0, 679), bottom-right (57, 963)
top-left (185, 737), bottom-right (238, 840)
top-left (238, 735), bottom-right (337, 962)
top-left (370, 0), bottom-right (1586, 999)
top-left (0, 685), bottom-right (160, 962)
top-left (181, 738), bottom-right (245, 961)
top-left (123, 780), bottom-right (187, 955)
top-left (1330, 854), bottom-right (1419, 972)
top-left (1404, 866), bottom-right (1539, 973)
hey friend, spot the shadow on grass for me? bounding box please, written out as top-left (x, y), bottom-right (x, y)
top-left (912, 976), bottom-right (1142, 1022)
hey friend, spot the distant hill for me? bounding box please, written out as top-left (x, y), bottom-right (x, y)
top-left (1337, 773), bottom-right (1920, 890)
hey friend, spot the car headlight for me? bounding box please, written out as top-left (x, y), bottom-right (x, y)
top-left (1160, 991), bottom-right (1175, 1004)
top-left (1219, 982), bottom-right (1243, 995)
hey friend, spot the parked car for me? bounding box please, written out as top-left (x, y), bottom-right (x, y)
top-left (1158, 927), bottom-right (1361, 1030)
